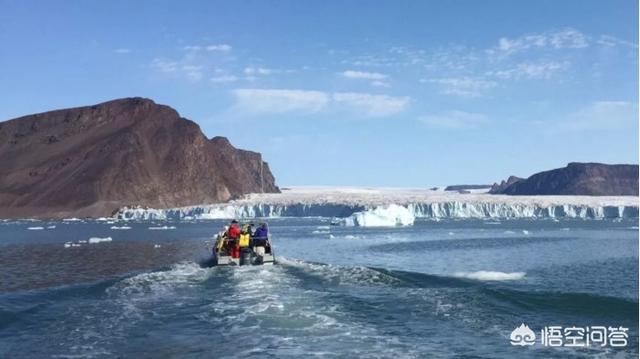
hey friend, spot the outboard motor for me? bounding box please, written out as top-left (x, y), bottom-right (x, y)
top-left (240, 248), bottom-right (252, 266)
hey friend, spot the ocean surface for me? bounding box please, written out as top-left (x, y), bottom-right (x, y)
top-left (0, 217), bottom-right (637, 358)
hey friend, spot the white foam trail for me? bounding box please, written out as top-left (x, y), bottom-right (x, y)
top-left (111, 226), bottom-right (131, 230)
top-left (88, 237), bottom-right (112, 244)
top-left (27, 226), bottom-right (44, 230)
top-left (454, 271), bottom-right (525, 281)
top-left (148, 226), bottom-right (176, 230)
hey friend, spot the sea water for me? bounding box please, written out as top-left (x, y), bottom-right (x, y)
top-left (0, 218), bottom-right (637, 358)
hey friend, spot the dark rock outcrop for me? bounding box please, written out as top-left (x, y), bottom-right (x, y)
top-left (0, 97), bottom-right (279, 218)
top-left (489, 176), bottom-right (524, 194)
top-left (491, 163), bottom-right (638, 196)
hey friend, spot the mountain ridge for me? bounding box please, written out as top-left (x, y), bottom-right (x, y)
top-left (0, 97), bottom-right (279, 218)
top-left (490, 162), bottom-right (638, 196)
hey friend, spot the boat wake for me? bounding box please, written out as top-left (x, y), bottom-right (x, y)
top-left (1, 258), bottom-right (637, 358)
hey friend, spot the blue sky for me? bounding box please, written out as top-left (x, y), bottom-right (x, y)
top-left (0, 0), bottom-right (637, 186)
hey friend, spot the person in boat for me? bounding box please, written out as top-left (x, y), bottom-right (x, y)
top-left (252, 222), bottom-right (269, 247)
top-left (227, 220), bottom-right (241, 258)
top-left (215, 225), bottom-right (229, 255)
top-left (238, 223), bottom-right (253, 250)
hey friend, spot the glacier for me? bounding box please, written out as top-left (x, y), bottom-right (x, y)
top-left (114, 187), bottom-right (639, 225)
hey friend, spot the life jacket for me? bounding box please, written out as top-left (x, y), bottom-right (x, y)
top-left (239, 233), bottom-right (250, 248)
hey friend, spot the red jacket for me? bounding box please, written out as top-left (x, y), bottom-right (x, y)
top-left (228, 224), bottom-right (241, 238)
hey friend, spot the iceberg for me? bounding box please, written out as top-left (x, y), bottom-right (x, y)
top-left (341, 204), bottom-right (415, 227)
top-left (88, 237), bottom-right (112, 244)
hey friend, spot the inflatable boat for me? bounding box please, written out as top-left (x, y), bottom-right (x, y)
top-left (212, 231), bottom-right (276, 266)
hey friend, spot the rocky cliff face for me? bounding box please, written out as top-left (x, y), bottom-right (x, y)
top-left (489, 176), bottom-right (524, 194)
top-left (491, 163), bottom-right (638, 196)
top-left (0, 98), bottom-right (279, 218)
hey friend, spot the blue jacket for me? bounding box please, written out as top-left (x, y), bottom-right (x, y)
top-left (253, 226), bottom-right (268, 239)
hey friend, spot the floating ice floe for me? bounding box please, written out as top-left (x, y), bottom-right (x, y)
top-left (47, 225), bottom-right (56, 229)
top-left (27, 226), bottom-right (45, 230)
top-left (88, 237), bottom-right (112, 244)
top-left (111, 226), bottom-right (132, 230)
top-left (148, 226), bottom-right (176, 230)
top-left (522, 230), bottom-right (530, 235)
top-left (454, 271), bottom-right (525, 281)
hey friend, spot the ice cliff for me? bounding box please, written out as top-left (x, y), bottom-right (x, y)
top-left (115, 187), bottom-right (639, 226)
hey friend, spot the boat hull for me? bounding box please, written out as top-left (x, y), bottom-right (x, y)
top-left (213, 252), bottom-right (276, 266)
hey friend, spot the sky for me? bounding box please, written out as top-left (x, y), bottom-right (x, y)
top-left (0, 0), bottom-right (638, 187)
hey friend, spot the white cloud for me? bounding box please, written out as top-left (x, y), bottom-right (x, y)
top-left (182, 65), bottom-right (202, 71)
top-left (114, 48), bottom-right (132, 54)
top-left (370, 80), bottom-right (390, 87)
top-left (185, 71), bottom-right (203, 82)
top-left (558, 101), bottom-right (637, 130)
top-left (230, 89), bottom-right (410, 117)
top-left (332, 92), bottom-right (409, 117)
top-left (489, 28), bottom-right (589, 56)
top-left (184, 44), bottom-right (232, 52)
top-left (340, 70), bottom-right (388, 81)
top-left (549, 28), bottom-right (589, 49)
top-left (424, 76), bottom-right (497, 97)
top-left (206, 44), bottom-right (232, 52)
top-left (150, 58), bottom-right (178, 73)
top-left (419, 110), bottom-right (488, 129)
top-left (231, 89), bottom-right (330, 115)
top-left (488, 61), bottom-right (569, 80)
top-left (596, 35), bottom-right (639, 49)
top-left (210, 75), bottom-right (238, 83)
top-left (244, 67), bottom-right (274, 75)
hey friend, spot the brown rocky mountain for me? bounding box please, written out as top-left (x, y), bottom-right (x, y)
top-left (489, 176), bottom-right (524, 194)
top-left (0, 97), bottom-right (279, 218)
top-left (490, 163), bottom-right (638, 196)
